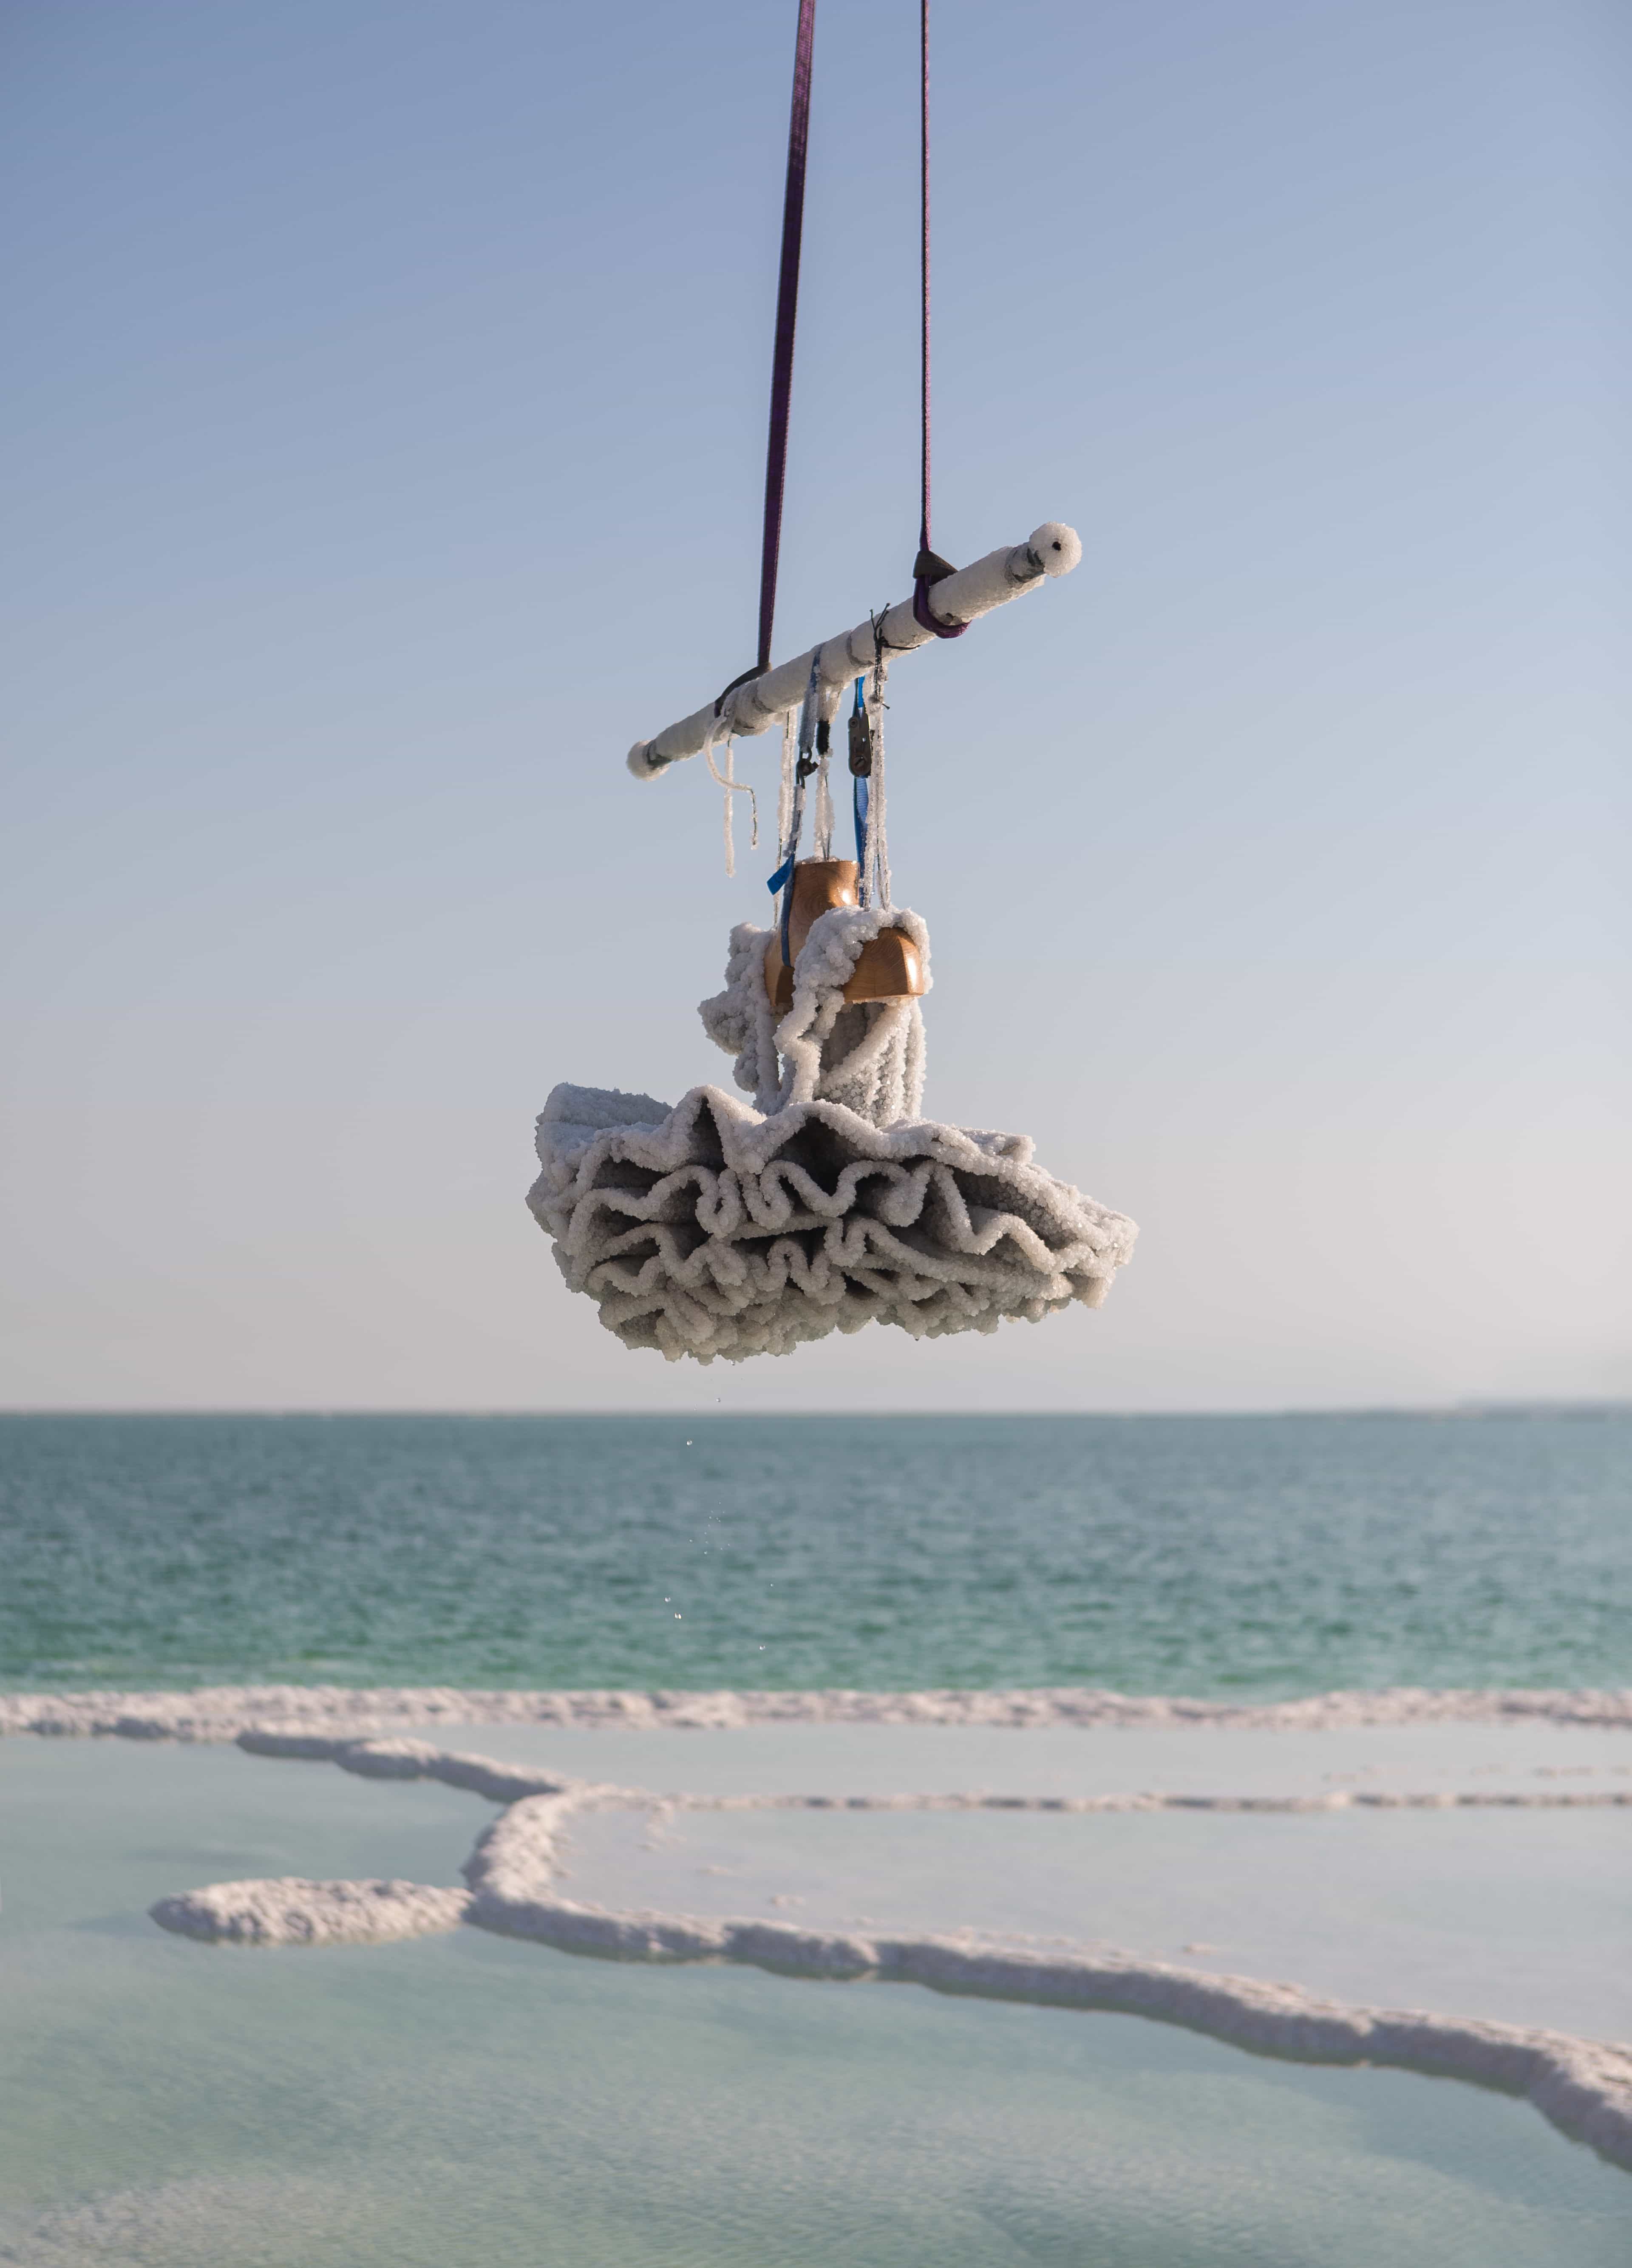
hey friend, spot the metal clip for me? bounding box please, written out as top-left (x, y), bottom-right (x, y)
top-left (847, 705), bottom-right (873, 778)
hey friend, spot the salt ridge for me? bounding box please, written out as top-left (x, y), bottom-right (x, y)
top-left (7, 1681), bottom-right (1632, 1741)
top-left (229, 1727), bottom-right (1632, 1813)
top-left (142, 1731), bottom-right (1632, 2174)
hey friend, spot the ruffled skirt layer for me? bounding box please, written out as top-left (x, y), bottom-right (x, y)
top-left (530, 1083), bottom-right (1138, 1365)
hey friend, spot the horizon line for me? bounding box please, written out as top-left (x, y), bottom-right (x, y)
top-left (1, 1401), bottom-right (1626, 1422)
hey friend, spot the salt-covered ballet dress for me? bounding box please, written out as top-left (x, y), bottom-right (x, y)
top-left (527, 906), bottom-right (1136, 1364)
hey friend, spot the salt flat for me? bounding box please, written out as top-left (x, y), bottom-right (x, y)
top-left (415, 1712), bottom-right (1632, 1800)
top-left (391, 1716), bottom-right (1629, 2038)
top-left (560, 1797), bottom-right (1627, 2040)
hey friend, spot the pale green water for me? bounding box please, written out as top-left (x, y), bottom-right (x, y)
top-left (3, 1412), bottom-right (1627, 1695)
top-left (1, 1739), bottom-right (1628, 2267)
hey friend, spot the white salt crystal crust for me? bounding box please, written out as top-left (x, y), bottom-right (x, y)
top-left (7, 1683), bottom-right (1631, 1742)
top-left (124, 1724), bottom-right (1632, 2175)
top-left (150, 1876), bottom-right (470, 1947)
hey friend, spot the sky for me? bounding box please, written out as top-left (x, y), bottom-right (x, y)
top-left (2, 0), bottom-right (1626, 1413)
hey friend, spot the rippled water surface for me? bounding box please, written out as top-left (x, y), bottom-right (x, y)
top-left (2, 1412), bottom-right (1626, 1695)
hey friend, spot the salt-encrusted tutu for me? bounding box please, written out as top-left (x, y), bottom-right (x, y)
top-left (527, 904), bottom-right (1136, 1364)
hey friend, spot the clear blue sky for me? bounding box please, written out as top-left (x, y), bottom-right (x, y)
top-left (2, 0), bottom-right (1625, 1411)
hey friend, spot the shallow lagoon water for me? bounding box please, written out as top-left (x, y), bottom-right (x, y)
top-left (3, 1738), bottom-right (1630, 2266)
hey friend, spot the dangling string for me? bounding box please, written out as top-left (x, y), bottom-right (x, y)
top-left (704, 723), bottom-right (757, 878)
top-left (813, 717), bottom-right (835, 859)
top-left (775, 708), bottom-right (796, 866)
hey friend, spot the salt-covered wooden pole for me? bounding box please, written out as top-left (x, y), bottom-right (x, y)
top-left (626, 520), bottom-right (1081, 780)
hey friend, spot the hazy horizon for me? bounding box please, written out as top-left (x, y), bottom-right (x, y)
top-left (3, 1402), bottom-right (1626, 1420)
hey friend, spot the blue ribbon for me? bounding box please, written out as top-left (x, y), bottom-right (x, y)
top-left (850, 677), bottom-right (870, 887)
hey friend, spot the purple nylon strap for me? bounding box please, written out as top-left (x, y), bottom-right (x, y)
top-left (912, 0), bottom-right (965, 640)
top-left (756, 0), bottom-right (817, 679)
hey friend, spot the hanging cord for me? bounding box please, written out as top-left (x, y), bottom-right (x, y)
top-left (703, 722), bottom-right (758, 878)
top-left (911, 0), bottom-right (966, 642)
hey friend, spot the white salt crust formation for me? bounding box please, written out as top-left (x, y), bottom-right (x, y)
top-left (527, 908), bottom-right (1136, 1362)
top-left (150, 1876), bottom-right (470, 1947)
top-left (141, 1731), bottom-right (1632, 2174)
top-left (8, 1683), bottom-right (1632, 1742)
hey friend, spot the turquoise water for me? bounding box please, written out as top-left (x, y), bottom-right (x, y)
top-left (2, 1738), bottom-right (1628, 2267)
top-left (2, 1412), bottom-right (1626, 1695)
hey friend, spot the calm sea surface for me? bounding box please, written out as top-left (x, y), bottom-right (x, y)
top-left (0, 1414), bottom-right (1626, 1696)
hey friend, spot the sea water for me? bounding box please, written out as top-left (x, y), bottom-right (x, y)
top-left (2, 1411), bottom-right (1626, 1694)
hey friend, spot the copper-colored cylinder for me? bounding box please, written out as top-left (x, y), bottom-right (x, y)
top-left (783, 859), bottom-right (858, 960)
top-left (765, 859), bottom-right (926, 1011)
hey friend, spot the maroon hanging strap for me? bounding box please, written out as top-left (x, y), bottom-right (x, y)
top-left (716, 0), bottom-right (816, 721)
top-left (718, 0), bottom-right (817, 717)
top-left (759, 0), bottom-right (817, 675)
top-left (912, 0), bottom-right (966, 639)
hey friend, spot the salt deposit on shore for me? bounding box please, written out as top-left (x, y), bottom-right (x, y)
top-left (151, 1875), bottom-right (470, 1947)
top-left (136, 1728), bottom-right (1632, 2175)
top-left (6, 1681), bottom-right (1632, 1742)
top-left (221, 1727), bottom-right (1632, 1812)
